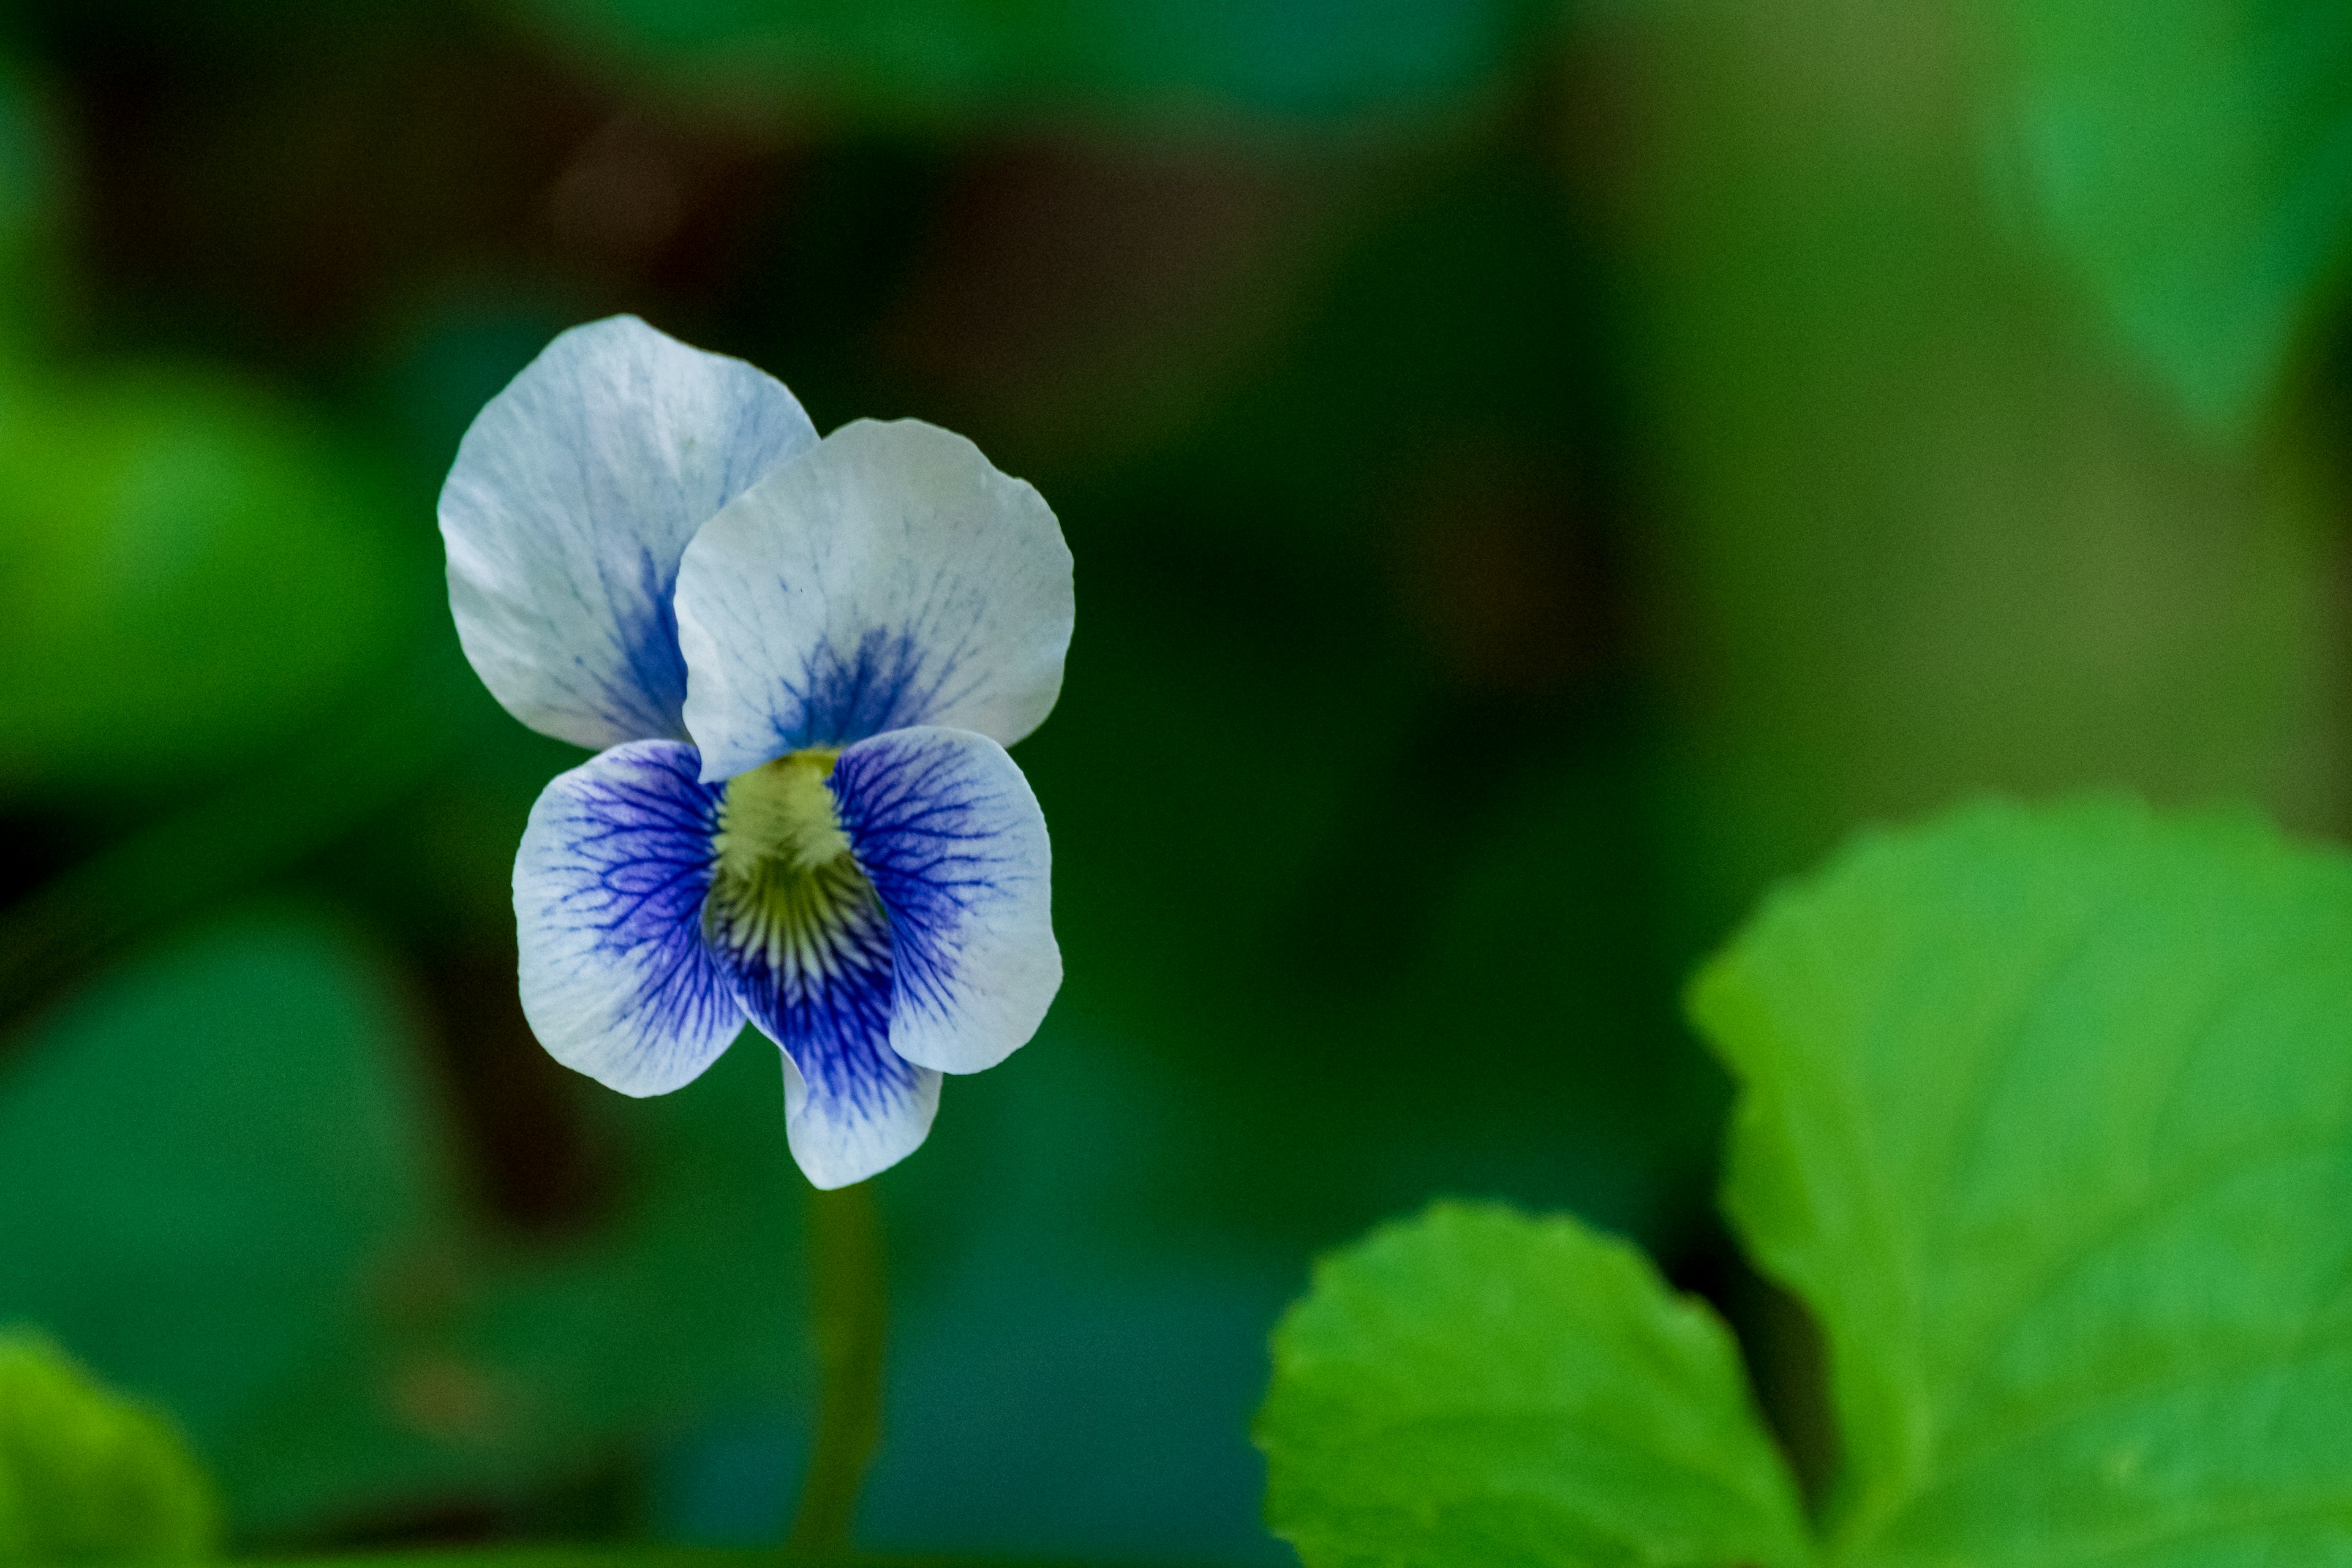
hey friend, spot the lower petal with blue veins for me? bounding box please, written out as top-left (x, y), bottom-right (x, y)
top-left (514, 740), bottom-right (747, 1096)
top-left (832, 724), bottom-right (1061, 1076)
top-left (702, 755), bottom-right (940, 1188)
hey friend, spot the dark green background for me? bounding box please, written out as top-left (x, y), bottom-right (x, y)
top-left (1, 0), bottom-right (2346, 1559)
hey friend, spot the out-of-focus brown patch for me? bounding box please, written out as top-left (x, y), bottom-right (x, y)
top-left (1557, 8), bottom-right (1670, 229)
top-left (303, 1498), bottom-right (506, 1551)
top-left (412, 948), bottom-right (617, 1237)
top-left (370, 1235), bottom-right (473, 1330)
top-left (388, 1351), bottom-right (518, 1447)
top-left (50, 12), bottom-right (789, 368)
top-left (1387, 437), bottom-right (1610, 698)
top-left (538, 108), bottom-right (791, 304)
top-left (878, 135), bottom-right (1368, 463)
top-left (545, 114), bottom-right (693, 271)
top-left (57, 15), bottom-right (592, 361)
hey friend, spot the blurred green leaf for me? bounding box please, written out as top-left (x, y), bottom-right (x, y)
top-left (217, 1026), bottom-right (817, 1535)
top-left (513, 0), bottom-right (1561, 121)
top-left (0, 898), bottom-right (820, 1537)
top-left (1691, 797), bottom-right (2352, 1560)
top-left (1626, 0), bottom-right (2339, 916)
top-left (0, 1331), bottom-right (221, 1566)
top-left (2007, 0), bottom-right (2352, 433)
top-left (0, 368), bottom-right (413, 797)
top-left (434, 1036), bottom-right (812, 1512)
top-left (0, 908), bottom-right (449, 1533)
top-left (1256, 1202), bottom-right (1813, 1568)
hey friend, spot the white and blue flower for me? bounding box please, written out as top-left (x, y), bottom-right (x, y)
top-left (439, 315), bottom-right (1070, 1188)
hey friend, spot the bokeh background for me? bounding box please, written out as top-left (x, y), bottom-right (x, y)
top-left (2, 0), bottom-right (2346, 1560)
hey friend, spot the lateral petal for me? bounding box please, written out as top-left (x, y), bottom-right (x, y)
top-left (514, 740), bottom-right (745, 1095)
top-left (832, 725), bottom-right (1060, 1074)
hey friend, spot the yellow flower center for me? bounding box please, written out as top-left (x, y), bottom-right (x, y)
top-left (706, 750), bottom-right (886, 977)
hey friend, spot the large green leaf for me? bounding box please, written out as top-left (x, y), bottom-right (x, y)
top-left (1257, 1202), bottom-right (1814, 1568)
top-left (1262, 799), bottom-right (2352, 1564)
top-left (2007, 0), bottom-right (2352, 434)
top-left (0, 910), bottom-right (450, 1524)
top-left (162, 1008), bottom-right (818, 1535)
top-left (0, 368), bottom-right (413, 797)
top-left (1691, 797), bottom-right (2352, 1562)
top-left (511, 0), bottom-right (1561, 121)
top-left (351, 1032), bottom-right (816, 1526)
top-left (0, 901), bottom-right (835, 1539)
top-left (0, 1332), bottom-right (220, 1565)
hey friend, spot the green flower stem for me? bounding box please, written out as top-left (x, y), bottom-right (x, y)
top-left (786, 1180), bottom-right (888, 1557)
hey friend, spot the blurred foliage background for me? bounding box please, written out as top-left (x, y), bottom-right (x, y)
top-left (0, 0), bottom-right (2346, 1560)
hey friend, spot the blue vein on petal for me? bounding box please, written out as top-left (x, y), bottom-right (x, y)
top-left (778, 624), bottom-right (963, 750)
top-left (549, 744), bottom-right (739, 1070)
top-left (611, 546), bottom-right (690, 739)
top-left (561, 352), bottom-right (810, 744)
top-left (834, 731), bottom-right (1013, 1028)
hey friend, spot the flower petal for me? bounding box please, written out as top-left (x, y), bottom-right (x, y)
top-left (441, 315), bottom-right (819, 750)
top-left (832, 725), bottom-right (1060, 1074)
top-left (514, 740), bottom-right (745, 1095)
top-left (701, 818), bottom-right (941, 1187)
top-left (674, 419), bottom-right (1074, 780)
top-left (783, 1050), bottom-right (941, 1191)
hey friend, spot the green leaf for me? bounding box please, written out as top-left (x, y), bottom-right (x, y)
top-left (212, 1022), bottom-right (821, 1534)
top-left (0, 367), bottom-right (413, 797)
top-left (377, 1033), bottom-right (816, 1519)
top-left (0, 905), bottom-right (798, 1529)
top-left (0, 909), bottom-right (451, 1532)
top-left (0, 1330), bottom-right (221, 1565)
top-left (1256, 1201), bottom-right (1814, 1568)
top-left (1690, 797), bottom-right (2352, 1562)
top-left (510, 0), bottom-right (1561, 122)
top-left (0, 901), bottom-right (828, 1536)
top-left (2006, 0), bottom-right (2352, 434)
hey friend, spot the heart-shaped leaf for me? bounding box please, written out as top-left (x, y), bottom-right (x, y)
top-left (1263, 798), bottom-right (2352, 1565)
top-left (1258, 1202), bottom-right (1814, 1568)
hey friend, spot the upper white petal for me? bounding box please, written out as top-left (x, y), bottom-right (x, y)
top-left (440, 315), bottom-right (819, 750)
top-left (674, 418), bottom-right (1074, 781)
